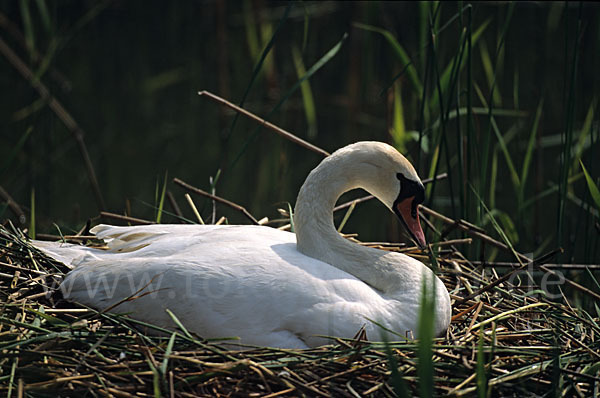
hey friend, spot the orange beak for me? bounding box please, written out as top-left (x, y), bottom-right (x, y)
top-left (395, 198), bottom-right (427, 248)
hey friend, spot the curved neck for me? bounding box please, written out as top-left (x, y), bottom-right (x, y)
top-left (293, 155), bottom-right (407, 293)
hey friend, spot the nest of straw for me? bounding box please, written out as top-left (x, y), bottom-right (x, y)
top-left (1, 211), bottom-right (599, 397)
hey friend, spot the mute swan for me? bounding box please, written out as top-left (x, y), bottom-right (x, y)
top-left (34, 141), bottom-right (451, 348)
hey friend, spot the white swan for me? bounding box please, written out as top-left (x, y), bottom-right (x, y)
top-left (34, 142), bottom-right (451, 348)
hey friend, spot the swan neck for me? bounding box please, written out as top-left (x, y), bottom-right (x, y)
top-left (293, 155), bottom-right (396, 292)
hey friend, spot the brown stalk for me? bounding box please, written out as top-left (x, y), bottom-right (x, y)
top-left (35, 234), bottom-right (96, 241)
top-left (173, 177), bottom-right (259, 225)
top-left (166, 191), bottom-right (183, 219)
top-left (198, 90), bottom-right (331, 157)
top-left (99, 211), bottom-right (154, 225)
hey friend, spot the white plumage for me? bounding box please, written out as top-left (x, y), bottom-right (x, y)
top-left (34, 142), bottom-right (451, 348)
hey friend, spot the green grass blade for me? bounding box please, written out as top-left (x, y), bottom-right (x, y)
top-left (292, 46), bottom-right (317, 139)
top-left (483, 209), bottom-right (519, 244)
top-left (466, 5), bottom-right (474, 227)
top-left (290, 33), bottom-right (347, 94)
top-left (228, 3), bottom-right (292, 139)
top-left (519, 100), bottom-right (544, 205)
top-left (246, 4), bottom-right (289, 83)
top-left (19, 0), bottom-right (35, 56)
top-left (513, 65), bottom-right (520, 109)
top-left (156, 171), bottom-right (168, 223)
top-left (477, 3), bottom-right (515, 217)
top-left (557, 2), bottom-right (583, 248)
top-left (381, 335), bottom-right (410, 398)
top-left (287, 203), bottom-right (295, 233)
top-left (479, 39), bottom-right (501, 107)
top-left (35, 0), bottom-right (52, 33)
top-left (337, 201), bottom-right (355, 233)
top-left (487, 109), bottom-right (520, 192)
top-left (7, 357), bottom-right (17, 398)
top-left (430, 18), bottom-right (490, 111)
top-left (353, 22), bottom-right (423, 95)
top-left (470, 184), bottom-right (523, 264)
top-left (489, 149), bottom-right (499, 208)
top-left (365, 317), bottom-right (409, 340)
top-left (265, 31), bottom-right (347, 112)
top-left (476, 326), bottom-right (487, 398)
top-left (417, 246), bottom-right (438, 398)
top-left (300, 1), bottom-right (310, 52)
top-left (390, 81), bottom-right (408, 152)
top-left (425, 144), bottom-right (440, 199)
top-left (571, 100), bottom-right (596, 175)
top-left (145, 354), bottom-right (161, 398)
top-left (29, 187), bottom-right (35, 239)
top-left (580, 160), bottom-right (600, 213)
top-left (418, 1), bottom-right (429, 73)
top-left (165, 309), bottom-right (194, 340)
top-left (550, 334), bottom-right (562, 397)
top-left (243, 0), bottom-right (261, 62)
top-left (417, 276), bottom-right (434, 398)
top-left (586, 267), bottom-right (600, 292)
top-left (230, 33), bottom-right (347, 167)
top-left (160, 332), bottom-right (177, 375)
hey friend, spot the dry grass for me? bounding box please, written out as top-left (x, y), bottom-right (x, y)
top-left (1, 205), bottom-right (599, 397)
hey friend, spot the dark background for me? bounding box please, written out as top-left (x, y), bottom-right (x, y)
top-left (1, 1), bottom-right (599, 264)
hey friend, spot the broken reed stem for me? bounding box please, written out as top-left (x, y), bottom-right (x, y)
top-left (99, 211), bottom-right (154, 225)
top-left (0, 36), bottom-right (105, 211)
top-left (174, 177), bottom-right (259, 225)
top-left (35, 234), bottom-right (97, 241)
top-left (166, 191), bottom-right (183, 219)
top-left (198, 90), bottom-right (331, 157)
top-left (184, 193), bottom-right (204, 224)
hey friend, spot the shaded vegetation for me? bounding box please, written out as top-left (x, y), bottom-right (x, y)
top-left (1, 1), bottom-right (599, 263)
top-left (1, 1), bottom-right (600, 396)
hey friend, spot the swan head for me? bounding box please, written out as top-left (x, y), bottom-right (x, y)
top-left (336, 142), bottom-right (427, 248)
top-left (392, 171), bottom-right (426, 248)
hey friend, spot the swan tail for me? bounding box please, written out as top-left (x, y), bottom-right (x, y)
top-left (30, 224), bottom-right (162, 266)
top-left (31, 240), bottom-right (92, 269)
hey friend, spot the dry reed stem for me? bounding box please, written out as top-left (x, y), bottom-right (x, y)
top-left (174, 177), bottom-right (259, 225)
top-left (198, 90), bottom-right (331, 158)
